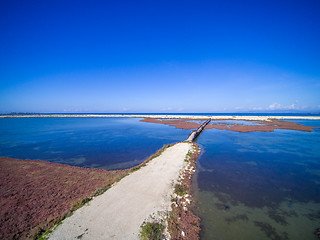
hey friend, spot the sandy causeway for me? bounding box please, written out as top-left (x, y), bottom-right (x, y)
top-left (49, 142), bottom-right (192, 240)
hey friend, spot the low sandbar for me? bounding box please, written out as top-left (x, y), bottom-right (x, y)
top-left (141, 118), bottom-right (319, 132)
top-left (1, 114), bottom-right (320, 121)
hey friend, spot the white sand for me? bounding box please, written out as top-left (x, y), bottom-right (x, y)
top-left (49, 142), bottom-right (192, 240)
top-left (2, 114), bottom-right (320, 121)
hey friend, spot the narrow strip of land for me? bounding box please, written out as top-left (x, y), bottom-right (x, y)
top-left (141, 117), bottom-right (318, 132)
top-left (1, 114), bottom-right (320, 121)
top-left (49, 142), bottom-right (192, 240)
top-left (187, 119), bottom-right (211, 142)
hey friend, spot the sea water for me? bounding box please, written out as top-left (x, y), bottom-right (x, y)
top-left (0, 117), bottom-right (189, 169)
top-left (1, 117), bottom-right (320, 239)
top-left (194, 120), bottom-right (320, 240)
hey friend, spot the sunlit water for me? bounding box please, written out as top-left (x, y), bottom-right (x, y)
top-left (0, 117), bottom-right (189, 169)
top-left (194, 120), bottom-right (320, 240)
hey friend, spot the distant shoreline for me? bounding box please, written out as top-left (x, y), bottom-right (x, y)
top-left (1, 114), bottom-right (320, 121)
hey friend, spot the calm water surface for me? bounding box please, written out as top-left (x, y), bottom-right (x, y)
top-left (1, 117), bottom-right (320, 239)
top-left (194, 120), bottom-right (320, 240)
top-left (0, 117), bottom-right (189, 169)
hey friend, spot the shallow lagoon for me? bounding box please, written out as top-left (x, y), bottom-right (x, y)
top-left (1, 117), bottom-right (320, 239)
top-left (0, 117), bottom-right (189, 169)
top-left (195, 120), bottom-right (320, 240)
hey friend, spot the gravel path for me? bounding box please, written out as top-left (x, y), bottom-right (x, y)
top-left (49, 142), bottom-right (192, 240)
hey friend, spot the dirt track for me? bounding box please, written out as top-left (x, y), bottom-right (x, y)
top-left (49, 142), bottom-right (192, 240)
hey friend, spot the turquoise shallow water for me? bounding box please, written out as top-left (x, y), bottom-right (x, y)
top-left (194, 120), bottom-right (320, 240)
top-left (0, 117), bottom-right (189, 169)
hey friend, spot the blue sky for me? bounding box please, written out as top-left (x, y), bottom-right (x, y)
top-left (1, 0), bottom-right (319, 113)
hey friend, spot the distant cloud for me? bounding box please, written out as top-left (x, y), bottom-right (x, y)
top-left (247, 101), bottom-right (309, 112)
top-left (161, 107), bottom-right (173, 112)
top-left (268, 102), bottom-right (297, 110)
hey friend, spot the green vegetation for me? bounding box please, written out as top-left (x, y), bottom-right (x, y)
top-left (132, 166), bottom-right (140, 172)
top-left (174, 183), bottom-right (187, 196)
top-left (36, 231), bottom-right (50, 240)
top-left (93, 186), bottom-right (111, 196)
top-left (35, 217), bottom-right (64, 240)
top-left (184, 150), bottom-right (193, 162)
top-left (71, 197), bottom-right (91, 211)
top-left (140, 221), bottom-right (165, 240)
top-left (149, 144), bottom-right (172, 161)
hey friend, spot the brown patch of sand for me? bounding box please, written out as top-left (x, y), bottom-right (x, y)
top-left (140, 118), bottom-right (202, 129)
top-left (141, 118), bottom-right (318, 132)
top-left (206, 120), bottom-right (317, 132)
top-left (0, 158), bottom-right (127, 239)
